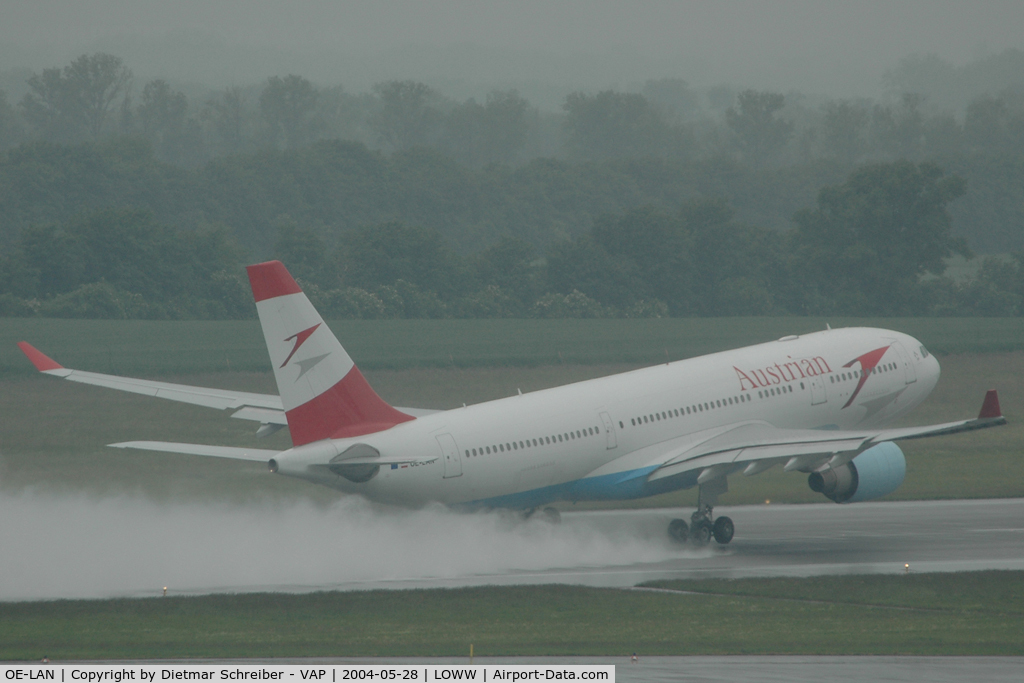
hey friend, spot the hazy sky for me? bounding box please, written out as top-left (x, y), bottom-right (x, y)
top-left (3, 1), bottom-right (1023, 101)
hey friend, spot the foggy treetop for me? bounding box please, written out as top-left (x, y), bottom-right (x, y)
top-left (3, 1), bottom-right (1023, 102)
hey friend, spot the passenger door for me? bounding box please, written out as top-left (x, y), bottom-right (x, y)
top-left (600, 411), bottom-right (617, 449)
top-left (436, 433), bottom-right (463, 478)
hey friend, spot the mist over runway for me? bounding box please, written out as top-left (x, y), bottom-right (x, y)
top-left (3, 493), bottom-right (1022, 600)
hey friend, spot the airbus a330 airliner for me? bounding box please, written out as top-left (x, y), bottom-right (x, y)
top-left (19, 261), bottom-right (1006, 544)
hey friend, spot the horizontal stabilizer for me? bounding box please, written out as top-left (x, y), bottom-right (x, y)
top-left (110, 441), bottom-right (281, 461)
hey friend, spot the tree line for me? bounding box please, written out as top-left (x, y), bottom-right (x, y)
top-left (3, 160), bottom-right (1023, 320)
top-left (1, 51), bottom-right (1023, 319)
top-left (2, 52), bottom-right (1024, 173)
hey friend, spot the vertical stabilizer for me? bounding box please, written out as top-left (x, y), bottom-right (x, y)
top-left (246, 261), bottom-right (413, 445)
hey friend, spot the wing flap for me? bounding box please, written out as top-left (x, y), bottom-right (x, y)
top-left (59, 368), bottom-right (283, 410)
top-left (231, 406), bottom-right (289, 425)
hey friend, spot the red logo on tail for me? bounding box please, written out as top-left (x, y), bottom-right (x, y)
top-left (280, 324), bottom-right (321, 368)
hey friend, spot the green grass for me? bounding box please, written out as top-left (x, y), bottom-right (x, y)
top-left (3, 573), bottom-right (1022, 659)
top-left (4, 318), bottom-right (1024, 378)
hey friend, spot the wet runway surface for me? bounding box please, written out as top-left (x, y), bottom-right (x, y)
top-left (208, 498), bottom-right (1024, 594)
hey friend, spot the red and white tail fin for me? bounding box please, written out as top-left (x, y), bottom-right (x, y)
top-left (246, 261), bottom-right (413, 445)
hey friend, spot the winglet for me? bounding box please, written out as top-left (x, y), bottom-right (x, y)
top-left (17, 342), bottom-right (64, 372)
top-left (978, 390), bottom-right (1002, 419)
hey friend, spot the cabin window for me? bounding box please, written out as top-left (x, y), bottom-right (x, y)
top-left (686, 406), bottom-right (691, 414)
top-left (486, 446), bottom-right (491, 454)
top-left (513, 442), bottom-right (518, 450)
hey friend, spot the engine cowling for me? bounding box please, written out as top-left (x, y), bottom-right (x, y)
top-left (807, 442), bottom-right (906, 504)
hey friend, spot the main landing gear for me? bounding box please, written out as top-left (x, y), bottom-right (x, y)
top-left (522, 506), bottom-right (562, 524)
top-left (668, 478), bottom-right (734, 546)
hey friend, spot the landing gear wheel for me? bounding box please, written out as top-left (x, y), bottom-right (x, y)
top-left (668, 518), bottom-right (689, 543)
top-left (690, 519), bottom-right (712, 546)
top-left (541, 507), bottom-right (562, 524)
top-left (712, 516), bottom-right (734, 544)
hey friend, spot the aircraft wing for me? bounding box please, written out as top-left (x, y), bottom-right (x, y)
top-left (17, 342), bottom-right (442, 428)
top-left (615, 391), bottom-right (1006, 484)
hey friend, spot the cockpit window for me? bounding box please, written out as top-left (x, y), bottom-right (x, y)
top-left (920, 345), bottom-right (930, 358)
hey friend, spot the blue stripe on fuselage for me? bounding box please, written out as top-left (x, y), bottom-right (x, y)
top-left (464, 465), bottom-right (701, 510)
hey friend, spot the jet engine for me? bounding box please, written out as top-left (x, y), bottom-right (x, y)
top-left (807, 442), bottom-right (906, 503)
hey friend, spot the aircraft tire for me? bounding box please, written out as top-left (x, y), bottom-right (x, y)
top-left (668, 518), bottom-right (689, 543)
top-left (691, 519), bottom-right (712, 546)
top-left (713, 516), bottom-right (735, 544)
top-left (541, 507), bottom-right (562, 524)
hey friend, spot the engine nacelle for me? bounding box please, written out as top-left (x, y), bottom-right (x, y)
top-left (807, 442), bottom-right (906, 504)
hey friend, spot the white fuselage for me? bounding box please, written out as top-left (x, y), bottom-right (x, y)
top-left (271, 327), bottom-right (940, 508)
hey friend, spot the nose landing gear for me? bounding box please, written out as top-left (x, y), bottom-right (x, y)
top-left (668, 477), bottom-right (734, 546)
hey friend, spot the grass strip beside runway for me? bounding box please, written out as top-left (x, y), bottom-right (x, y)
top-left (3, 572), bottom-right (1023, 660)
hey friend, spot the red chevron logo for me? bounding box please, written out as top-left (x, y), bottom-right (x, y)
top-left (280, 323), bottom-right (321, 368)
top-left (841, 345), bottom-right (891, 409)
